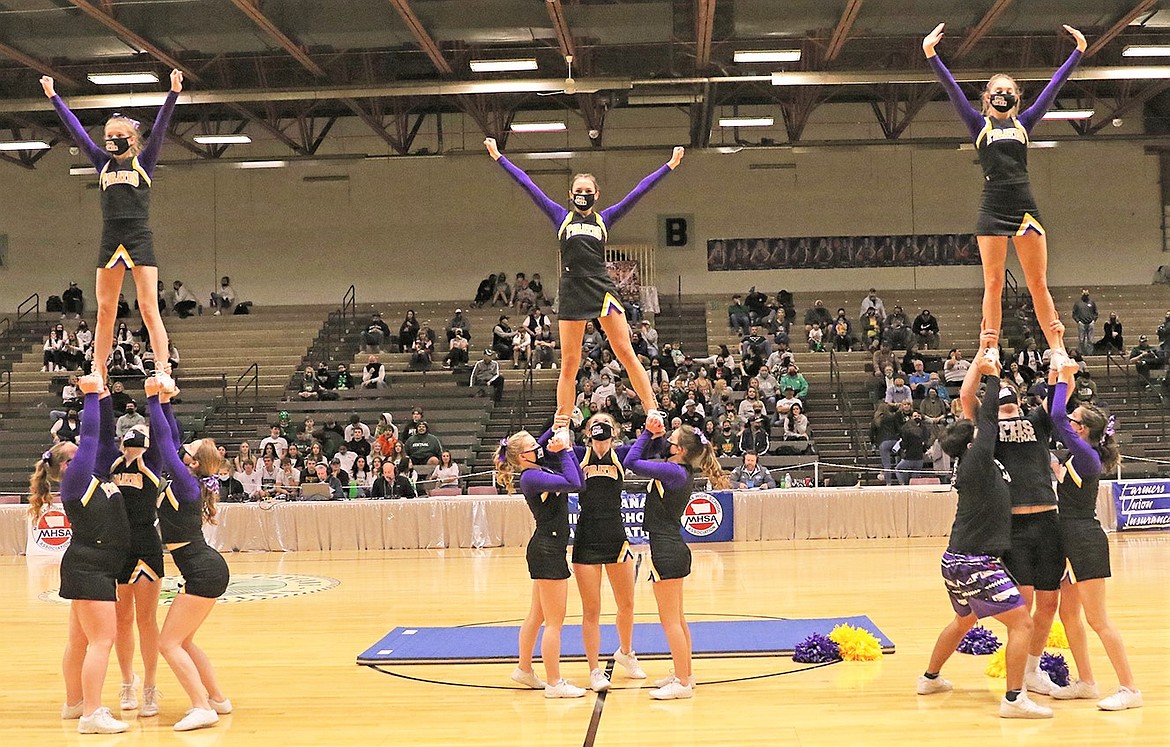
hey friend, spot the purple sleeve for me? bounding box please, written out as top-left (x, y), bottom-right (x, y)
top-left (536, 429), bottom-right (554, 448)
top-left (96, 396), bottom-right (119, 477)
top-left (927, 55), bottom-right (983, 140)
top-left (60, 394), bottom-right (104, 501)
top-left (622, 431), bottom-right (689, 490)
top-left (519, 449), bottom-right (583, 494)
top-left (496, 156), bottom-right (569, 225)
top-left (1019, 50), bottom-right (1082, 132)
top-left (600, 163), bottom-right (673, 227)
top-left (146, 396), bottom-right (201, 502)
top-left (1050, 381), bottom-right (1103, 476)
top-left (163, 402), bottom-right (183, 452)
top-left (50, 96), bottom-right (108, 170)
top-left (138, 90), bottom-right (179, 174)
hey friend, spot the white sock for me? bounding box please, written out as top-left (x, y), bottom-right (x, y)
top-left (1025, 654), bottom-right (1041, 673)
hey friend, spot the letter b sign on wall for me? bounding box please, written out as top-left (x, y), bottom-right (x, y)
top-left (659, 215), bottom-right (692, 248)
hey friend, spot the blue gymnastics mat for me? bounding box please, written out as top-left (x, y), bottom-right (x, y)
top-left (357, 615), bottom-right (893, 665)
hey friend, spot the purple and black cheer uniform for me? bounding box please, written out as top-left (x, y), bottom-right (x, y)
top-left (929, 50), bottom-right (1081, 236)
top-left (1050, 382), bottom-right (1111, 582)
top-left (495, 156), bottom-right (673, 320)
top-left (518, 442), bottom-right (584, 580)
top-left (623, 431), bottom-right (695, 582)
top-left (941, 375), bottom-right (1024, 619)
top-left (572, 442), bottom-right (635, 565)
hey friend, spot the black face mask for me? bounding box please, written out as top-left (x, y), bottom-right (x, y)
top-left (105, 137), bottom-right (131, 155)
top-left (571, 192), bottom-right (596, 211)
top-left (989, 92), bottom-right (1017, 113)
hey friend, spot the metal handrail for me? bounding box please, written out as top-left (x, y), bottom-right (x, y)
top-left (0, 369), bottom-right (10, 408)
top-left (235, 363), bottom-right (259, 404)
top-left (827, 348), bottom-right (863, 464)
top-left (1003, 268), bottom-right (1020, 309)
top-left (0, 317), bottom-right (10, 339)
top-left (17, 293), bottom-right (39, 322)
top-left (341, 284), bottom-right (356, 323)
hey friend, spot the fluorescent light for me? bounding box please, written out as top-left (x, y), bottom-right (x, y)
top-left (0, 140), bottom-right (50, 151)
top-left (87, 72), bottom-right (160, 85)
top-left (1029, 141), bottom-right (1058, 148)
top-left (70, 166), bottom-right (97, 176)
top-left (509, 121), bottom-right (567, 133)
top-left (193, 134), bottom-right (252, 145)
top-left (236, 160), bottom-right (287, 169)
top-left (719, 117), bottom-right (774, 128)
top-left (1122, 45), bottom-right (1170, 57)
top-left (470, 58), bottom-right (538, 73)
top-left (1042, 109), bottom-right (1095, 120)
top-left (734, 50), bottom-right (801, 63)
top-left (524, 151), bottom-right (575, 160)
top-left (628, 93), bottom-right (704, 106)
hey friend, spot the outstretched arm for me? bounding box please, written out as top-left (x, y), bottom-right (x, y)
top-left (1049, 363), bottom-right (1103, 477)
top-left (487, 137), bottom-right (567, 224)
top-left (139, 83), bottom-right (181, 174)
top-left (923, 23), bottom-right (982, 140)
top-left (59, 392), bottom-right (104, 501)
top-left (146, 395), bottom-right (202, 501)
top-left (96, 394), bottom-right (119, 477)
top-left (162, 401), bottom-right (184, 452)
top-left (1019, 29), bottom-right (1085, 131)
top-left (601, 149), bottom-right (683, 226)
top-left (622, 430), bottom-right (689, 490)
top-left (43, 79), bottom-right (107, 169)
top-left (519, 448), bottom-right (583, 494)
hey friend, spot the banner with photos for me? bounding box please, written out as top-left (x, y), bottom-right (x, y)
top-left (606, 260), bottom-right (642, 302)
top-left (707, 233), bottom-right (980, 271)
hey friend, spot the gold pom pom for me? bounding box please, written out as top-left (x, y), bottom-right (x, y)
top-left (828, 623), bottom-right (883, 662)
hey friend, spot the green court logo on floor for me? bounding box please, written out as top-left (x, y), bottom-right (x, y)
top-left (40, 573), bottom-right (339, 605)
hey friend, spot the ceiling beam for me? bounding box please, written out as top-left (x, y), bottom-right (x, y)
top-left (227, 0), bottom-right (326, 77)
top-left (66, 0), bottom-right (202, 84)
top-left (1085, 0), bottom-right (1160, 58)
top-left (695, 0), bottom-right (716, 70)
top-left (826, 0), bottom-right (864, 62)
top-left (386, 0), bottom-right (453, 75)
top-left (955, 0), bottom-right (1014, 59)
top-left (0, 41), bottom-right (82, 88)
top-left (545, 0), bottom-right (575, 60)
top-left (1088, 79), bottom-right (1170, 133)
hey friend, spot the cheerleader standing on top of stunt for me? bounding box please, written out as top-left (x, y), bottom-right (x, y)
top-left (143, 374), bottom-right (232, 731)
top-left (571, 413), bottom-right (647, 692)
top-left (484, 137), bottom-right (684, 437)
top-left (496, 429), bottom-right (587, 698)
top-left (1044, 324), bottom-right (1142, 711)
top-left (29, 374), bottom-right (131, 734)
top-left (41, 70), bottom-right (183, 381)
top-left (923, 22), bottom-right (1086, 358)
top-left (623, 419), bottom-right (728, 700)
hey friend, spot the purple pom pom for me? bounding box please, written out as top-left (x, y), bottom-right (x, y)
top-left (1040, 652), bottom-right (1070, 687)
top-left (793, 633), bottom-right (841, 664)
top-left (957, 624), bottom-right (1001, 655)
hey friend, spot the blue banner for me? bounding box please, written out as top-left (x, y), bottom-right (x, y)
top-left (1112, 480), bottom-right (1170, 531)
top-left (567, 490), bottom-right (734, 544)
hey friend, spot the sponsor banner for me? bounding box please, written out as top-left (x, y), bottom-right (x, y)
top-left (27, 505), bottom-right (72, 556)
top-left (567, 490), bottom-right (734, 544)
top-left (707, 233), bottom-right (980, 271)
top-left (1112, 480), bottom-right (1170, 531)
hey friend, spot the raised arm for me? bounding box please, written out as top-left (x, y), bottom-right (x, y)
top-left (146, 394), bottom-right (201, 501)
top-left (139, 84), bottom-right (181, 175)
top-left (601, 149), bottom-right (682, 226)
top-left (59, 391), bottom-right (104, 501)
top-left (1019, 31), bottom-right (1085, 132)
top-left (96, 394), bottom-right (119, 477)
top-left (622, 430), bottom-right (689, 490)
top-left (520, 448), bottom-right (583, 494)
top-left (967, 375), bottom-right (1003, 462)
top-left (44, 85), bottom-right (107, 168)
top-left (489, 142), bottom-right (567, 225)
top-left (162, 400), bottom-right (184, 452)
top-left (923, 24), bottom-right (983, 140)
top-left (1050, 368), bottom-right (1103, 476)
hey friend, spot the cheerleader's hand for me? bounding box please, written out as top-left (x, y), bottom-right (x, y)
top-left (78, 374), bottom-right (103, 395)
top-left (922, 23), bottom-right (945, 58)
top-left (484, 137), bottom-right (501, 160)
top-left (1048, 319), bottom-right (1066, 338)
top-left (547, 430), bottom-right (570, 453)
top-left (668, 146), bottom-right (685, 169)
top-left (144, 376), bottom-right (163, 398)
top-left (170, 69), bottom-right (184, 93)
top-left (1063, 25), bottom-right (1087, 53)
top-left (40, 76), bottom-right (55, 98)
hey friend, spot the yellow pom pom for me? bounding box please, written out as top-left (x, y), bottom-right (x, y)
top-left (828, 623), bottom-right (883, 662)
top-left (1047, 621), bottom-right (1069, 649)
top-left (984, 647), bottom-right (1007, 679)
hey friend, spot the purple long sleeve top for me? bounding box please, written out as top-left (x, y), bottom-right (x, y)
top-left (50, 90), bottom-right (179, 175)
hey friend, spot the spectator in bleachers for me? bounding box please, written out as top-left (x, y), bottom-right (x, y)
top-left (334, 363), bottom-right (353, 391)
top-left (639, 320), bottom-right (659, 358)
top-left (362, 355), bottom-right (387, 388)
top-left (943, 348), bottom-right (970, 385)
top-left (885, 374), bottom-right (912, 405)
top-left (807, 323), bottom-right (825, 353)
top-left (779, 365), bottom-right (809, 401)
top-left (1072, 369), bottom-right (1098, 406)
top-left (447, 309), bottom-right (472, 343)
top-left (628, 330), bottom-right (650, 365)
top-left (313, 362), bottom-right (334, 392)
top-left (372, 413), bottom-right (398, 458)
top-left (296, 365), bottom-right (321, 400)
top-left (42, 325), bottom-right (68, 372)
top-left (803, 299), bottom-right (833, 336)
top-left (680, 399), bottom-right (705, 429)
top-left (895, 409), bottom-right (929, 485)
top-left (743, 286), bottom-right (767, 324)
top-left (741, 324), bottom-right (771, 360)
top-left (1015, 339), bottom-right (1044, 381)
top-left (730, 451), bottom-right (776, 490)
top-left (533, 325), bottom-right (558, 369)
top-left (296, 417), bottom-right (319, 447)
top-left (405, 421), bottom-right (443, 466)
top-left (116, 292), bottom-right (131, 318)
top-left (780, 403), bottom-right (810, 451)
top-left (403, 408), bottom-right (424, 440)
top-left (925, 372), bottom-right (951, 403)
top-left (235, 458), bottom-right (263, 499)
top-left (430, 450), bottom-right (462, 494)
top-left (74, 318), bottom-right (93, 350)
top-left (755, 365), bottom-right (780, 409)
top-left (738, 416), bottom-right (770, 456)
top-left (886, 305), bottom-right (908, 329)
top-left (276, 459), bottom-right (301, 497)
top-left (882, 315), bottom-right (911, 350)
top-left (319, 463), bottom-right (347, 499)
top-left (728, 294), bottom-right (751, 337)
top-left (50, 408), bottom-right (80, 444)
top-left (511, 326), bottom-right (532, 369)
top-left (445, 328), bottom-right (471, 369)
top-left (530, 273), bottom-right (548, 305)
top-left (257, 453), bottom-right (281, 496)
top-left (407, 331), bottom-right (434, 371)
top-left (918, 386), bottom-right (949, 444)
top-left (1072, 288), bottom-right (1099, 356)
top-left (231, 442), bottom-right (253, 473)
top-left (344, 414), bottom-right (371, 442)
top-left (908, 360), bottom-right (931, 400)
top-left (470, 349), bottom-right (504, 402)
top-left (371, 461), bottom-right (417, 499)
top-left (211, 276), bottom-right (235, 315)
top-left (320, 416), bottom-right (345, 454)
top-left (259, 424), bottom-right (289, 459)
top-left (772, 307), bottom-right (791, 345)
top-left (115, 400), bottom-right (145, 439)
top-left (171, 280), bottom-right (200, 318)
top-left (871, 402), bottom-right (905, 486)
top-left (774, 386), bottom-right (803, 423)
top-left (737, 387), bottom-right (767, 422)
top-left (580, 320), bottom-right (605, 360)
top-left (712, 420), bottom-right (739, 458)
top-left (765, 342), bottom-right (794, 373)
top-left (285, 444), bottom-right (304, 470)
top-left (345, 427), bottom-right (372, 461)
top-left (474, 273), bottom-right (496, 307)
top-left (62, 280), bottom-right (84, 318)
top-left (512, 272), bottom-right (536, 310)
top-left (1096, 312), bottom-right (1123, 353)
top-left (492, 315), bottom-right (514, 360)
top-left (398, 310), bottom-right (421, 354)
top-left (912, 309), bottom-right (940, 350)
top-left (332, 444), bottom-right (356, 479)
top-left (859, 309), bottom-right (883, 352)
top-left (350, 456), bottom-right (372, 494)
top-left (831, 314), bottom-right (854, 352)
top-left (363, 312), bottom-right (391, 353)
top-left (859, 288), bottom-right (886, 325)
top-left (491, 272), bottom-right (511, 306)
top-left (217, 464), bottom-right (245, 502)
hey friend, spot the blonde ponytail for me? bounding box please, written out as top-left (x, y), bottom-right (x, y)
top-left (494, 431), bottom-right (531, 494)
top-left (27, 443), bottom-right (77, 520)
top-left (673, 426), bottom-right (729, 490)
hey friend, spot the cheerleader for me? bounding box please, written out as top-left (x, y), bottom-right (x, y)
top-left (918, 343), bottom-right (1052, 718)
top-left (29, 374), bottom-right (131, 733)
top-left (923, 23), bottom-right (1085, 357)
top-left (484, 137), bottom-right (684, 436)
top-left (572, 414), bottom-right (646, 691)
top-left (496, 430), bottom-right (587, 698)
top-left (1045, 335), bottom-right (1142, 710)
top-left (143, 375), bottom-right (232, 730)
top-left (41, 70), bottom-right (183, 381)
top-left (623, 420), bottom-right (728, 699)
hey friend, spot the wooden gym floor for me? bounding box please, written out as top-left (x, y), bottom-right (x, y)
top-left (1, 533), bottom-right (1167, 747)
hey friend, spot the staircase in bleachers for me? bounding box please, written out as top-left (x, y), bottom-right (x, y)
top-left (654, 297), bottom-right (708, 357)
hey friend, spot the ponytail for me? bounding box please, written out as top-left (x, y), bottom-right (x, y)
top-left (673, 426), bottom-right (729, 490)
top-left (185, 438), bottom-right (224, 525)
top-left (494, 431), bottom-right (530, 494)
top-left (1078, 404), bottom-right (1120, 472)
top-left (27, 443), bottom-right (76, 520)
